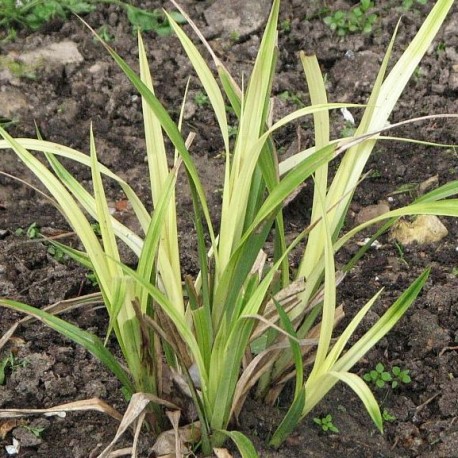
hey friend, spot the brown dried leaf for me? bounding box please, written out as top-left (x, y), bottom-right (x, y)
top-left (0, 398), bottom-right (122, 421)
top-left (98, 393), bottom-right (179, 458)
top-left (0, 419), bottom-right (25, 440)
top-left (151, 421), bottom-right (201, 457)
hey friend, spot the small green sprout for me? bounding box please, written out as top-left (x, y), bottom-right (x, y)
top-left (324, 0), bottom-right (377, 36)
top-left (0, 1), bottom-right (186, 42)
top-left (280, 19), bottom-right (291, 33)
top-left (125, 6), bottom-right (186, 36)
top-left (364, 363), bottom-right (411, 389)
top-left (370, 169), bottom-right (382, 178)
top-left (228, 125), bottom-right (238, 138)
top-left (413, 66), bottom-right (424, 81)
top-left (0, 56), bottom-right (37, 79)
top-left (402, 0), bottom-right (428, 11)
top-left (0, 353), bottom-right (27, 385)
top-left (15, 222), bottom-right (41, 239)
top-left (382, 408), bottom-right (396, 422)
top-left (340, 121), bottom-right (356, 138)
top-left (96, 25), bottom-right (114, 43)
top-left (0, 0), bottom-right (95, 38)
top-left (364, 362), bottom-right (392, 388)
top-left (194, 90), bottom-right (210, 108)
top-left (278, 90), bottom-right (304, 107)
top-left (47, 245), bottom-right (67, 262)
top-left (435, 42), bottom-right (446, 55)
top-left (0, 117), bottom-right (17, 129)
top-left (394, 241), bottom-right (409, 266)
top-left (391, 366), bottom-right (411, 388)
top-left (324, 10), bottom-right (346, 35)
top-left (229, 31), bottom-right (241, 43)
top-left (313, 414), bottom-right (339, 433)
top-left (24, 425), bottom-right (46, 438)
top-left (26, 222), bottom-right (41, 239)
top-left (91, 222), bottom-right (101, 236)
top-left (86, 272), bottom-right (99, 287)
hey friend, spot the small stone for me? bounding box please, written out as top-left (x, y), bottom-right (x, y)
top-left (431, 83), bottom-right (445, 94)
top-left (448, 71), bottom-right (458, 91)
top-left (20, 41), bottom-right (84, 68)
top-left (58, 98), bottom-right (79, 123)
top-left (13, 427), bottom-right (42, 447)
top-left (204, 0), bottom-right (271, 39)
top-left (389, 215), bottom-right (448, 245)
top-left (355, 201), bottom-right (390, 225)
top-left (0, 89), bottom-right (29, 118)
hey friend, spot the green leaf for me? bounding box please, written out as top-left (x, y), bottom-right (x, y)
top-left (269, 388), bottom-right (305, 447)
top-left (272, 297), bottom-right (303, 398)
top-left (165, 11), bottom-right (229, 155)
top-left (330, 371), bottom-right (383, 433)
top-left (126, 5), bottom-right (159, 33)
top-left (217, 430), bottom-right (258, 458)
top-left (88, 24), bottom-right (218, 259)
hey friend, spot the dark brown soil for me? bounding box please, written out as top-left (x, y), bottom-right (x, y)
top-left (0, 0), bottom-right (457, 457)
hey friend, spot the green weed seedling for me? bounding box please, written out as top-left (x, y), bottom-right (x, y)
top-left (0, 117), bottom-right (17, 129)
top-left (125, 6), bottom-right (185, 36)
top-left (0, 56), bottom-right (36, 79)
top-left (324, 0), bottom-right (377, 36)
top-left (0, 0), bottom-right (94, 39)
top-left (340, 121), bottom-right (356, 138)
top-left (95, 25), bottom-right (114, 43)
top-left (435, 42), bottom-right (446, 55)
top-left (194, 91), bottom-right (210, 108)
top-left (229, 31), bottom-right (241, 43)
top-left (15, 222), bottom-right (41, 239)
top-left (391, 366), bottom-right (411, 388)
top-left (382, 408), bottom-right (396, 422)
top-left (0, 353), bottom-right (27, 385)
top-left (278, 90), bottom-right (304, 107)
top-left (85, 272), bottom-right (98, 286)
top-left (403, 0), bottom-right (428, 11)
top-left (364, 363), bottom-right (392, 388)
top-left (313, 414), bottom-right (339, 433)
top-left (15, 223), bottom-right (69, 263)
top-left (394, 241), bottom-right (409, 267)
top-left (280, 19), bottom-right (291, 33)
top-left (24, 425), bottom-right (46, 438)
top-left (364, 363), bottom-right (411, 389)
top-left (47, 245), bottom-right (67, 263)
top-left (0, 0), bottom-right (186, 41)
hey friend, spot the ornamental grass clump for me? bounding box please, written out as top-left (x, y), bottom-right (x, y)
top-left (1, 0), bottom-right (457, 455)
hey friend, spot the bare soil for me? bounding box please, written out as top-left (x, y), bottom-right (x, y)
top-left (0, 1), bottom-right (457, 457)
